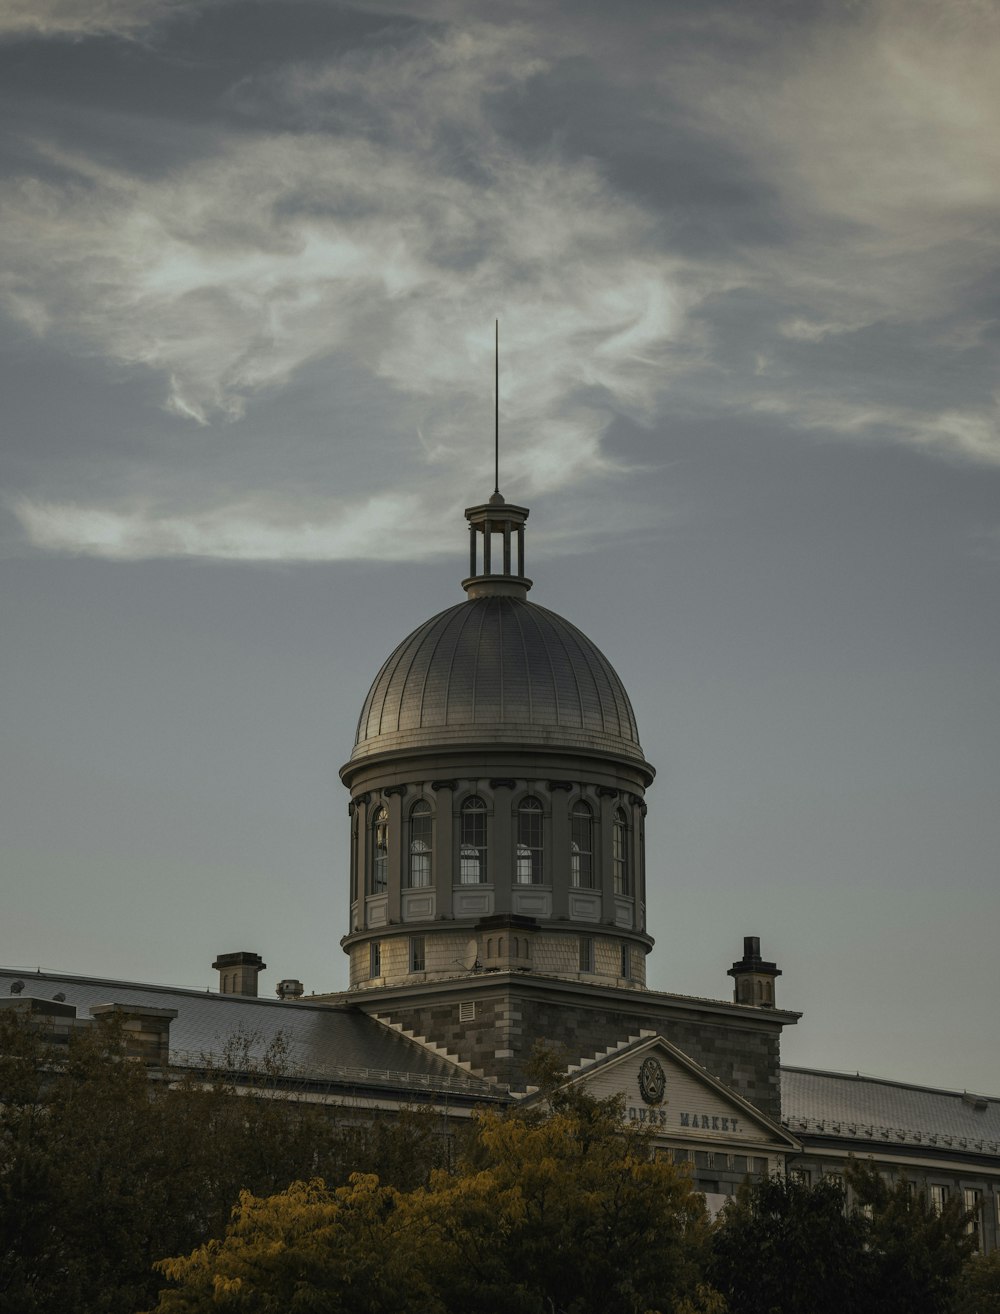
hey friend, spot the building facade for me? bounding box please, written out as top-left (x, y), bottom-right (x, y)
top-left (3, 480), bottom-right (997, 1245)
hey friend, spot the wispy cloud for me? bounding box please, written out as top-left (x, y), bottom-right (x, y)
top-left (11, 491), bottom-right (428, 561)
top-left (0, 25), bottom-right (709, 558)
top-left (0, 0), bottom-right (207, 40)
top-left (2, 2), bottom-right (998, 560)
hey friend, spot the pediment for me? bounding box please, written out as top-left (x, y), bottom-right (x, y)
top-left (560, 1034), bottom-right (800, 1152)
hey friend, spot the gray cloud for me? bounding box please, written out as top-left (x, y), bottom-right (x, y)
top-left (0, 0), bottom-right (207, 40)
top-left (1, 0), bottom-right (998, 560)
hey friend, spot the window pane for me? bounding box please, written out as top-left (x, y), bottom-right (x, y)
top-left (371, 805), bottom-right (388, 894)
top-left (410, 935), bottom-right (425, 972)
top-left (613, 807), bottom-right (631, 896)
top-left (579, 936), bottom-right (594, 973)
top-left (571, 802), bottom-right (593, 888)
top-left (409, 802), bottom-right (432, 888)
top-left (460, 797), bottom-right (487, 884)
top-left (516, 797), bottom-right (543, 884)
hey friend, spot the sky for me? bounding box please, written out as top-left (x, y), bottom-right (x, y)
top-left (1, 0), bottom-right (998, 1094)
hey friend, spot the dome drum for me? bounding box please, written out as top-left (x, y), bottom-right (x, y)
top-left (343, 771), bottom-right (651, 990)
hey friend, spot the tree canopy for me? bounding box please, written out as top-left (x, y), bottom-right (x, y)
top-left (148, 1092), bottom-right (716, 1314)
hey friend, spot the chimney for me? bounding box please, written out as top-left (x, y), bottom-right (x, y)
top-left (727, 935), bottom-right (782, 1009)
top-left (275, 978), bottom-right (304, 1001)
top-left (212, 951), bottom-right (266, 997)
top-left (90, 1003), bottom-right (178, 1066)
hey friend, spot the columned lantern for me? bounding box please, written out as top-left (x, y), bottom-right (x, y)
top-left (463, 492), bottom-right (531, 599)
top-left (339, 485), bottom-right (655, 993)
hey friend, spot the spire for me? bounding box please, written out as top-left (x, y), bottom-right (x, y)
top-left (494, 318), bottom-right (500, 499)
top-left (464, 319), bottom-right (531, 599)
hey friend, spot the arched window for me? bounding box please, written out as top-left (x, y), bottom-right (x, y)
top-left (408, 800), bottom-right (432, 888)
top-left (460, 796), bottom-right (487, 883)
top-left (570, 800), bottom-right (594, 888)
top-left (612, 807), bottom-right (631, 895)
top-left (370, 804), bottom-right (388, 894)
top-left (516, 796), bottom-right (543, 884)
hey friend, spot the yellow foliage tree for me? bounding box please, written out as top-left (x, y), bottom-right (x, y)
top-left (148, 1091), bottom-right (717, 1314)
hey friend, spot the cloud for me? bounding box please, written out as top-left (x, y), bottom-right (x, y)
top-left (11, 491), bottom-right (428, 561)
top-left (0, 0), bottom-right (205, 40)
top-left (2, 1), bottom-right (998, 561)
top-left (750, 393), bottom-right (1000, 465)
top-left (0, 24), bottom-right (710, 558)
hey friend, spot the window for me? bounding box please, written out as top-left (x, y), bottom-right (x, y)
top-left (410, 935), bottom-right (425, 973)
top-left (460, 797), bottom-right (487, 883)
top-left (570, 801), bottom-right (594, 888)
top-left (930, 1185), bottom-right (949, 1214)
top-left (516, 796), bottom-right (543, 883)
top-left (613, 807), bottom-right (631, 895)
top-left (620, 942), bottom-right (631, 979)
top-left (964, 1188), bottom-right (982, 1246)
top-left (369, 805), bottom-right (388, 894)
top-left (579, 936), bottom-right (594, 973)
top-left (408, 800), bottom-right (432, 888)
top-left (458, 1000), bottom-right (476, 1022)
top-left (369, 941), bottom-right (381, 979)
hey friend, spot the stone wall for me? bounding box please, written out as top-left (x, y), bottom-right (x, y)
top-left (376, 982), bottom-right (784, 1120)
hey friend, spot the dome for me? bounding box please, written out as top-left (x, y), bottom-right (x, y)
top-left (349, 594), bottom-right (649, 769)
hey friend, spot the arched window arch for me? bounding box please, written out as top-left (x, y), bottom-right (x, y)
top-left (612, 807), bottom-right (631, 896)
top-left (369, 804), bottom-right (389, 894)
top-left (516, 796), bottom-right (543, 884)
top-left (408, 800), bottom-right (432, 888)
top-left (570, 800), bottom-right (594, 888)
top-left (460, 796), bottom-right (487, 884)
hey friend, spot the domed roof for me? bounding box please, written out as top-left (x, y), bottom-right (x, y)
top-left (349, 595), bottom-right (649, 769)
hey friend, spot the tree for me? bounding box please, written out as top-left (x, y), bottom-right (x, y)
top-left (955, 1249), bottom-right (1000, 1314)
top-left (846, 1159), bottom-right (976, 1314)
top-left (709, 1171), bottom-right (867, 1314)
top-left (710, 1162), bottom-right (980, 1314)
top-left (0, 1009), bottom-right (448, 1314)
top-left (148, 1090), bottom-right (718, 1314)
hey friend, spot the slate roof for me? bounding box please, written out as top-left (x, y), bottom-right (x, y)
top-left (351, 596), bottom-right (649, 768)
top-left (782, 1067), bottom-right (1000, 1158)
top-left (0, 968), bottom-right (500, 1102)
